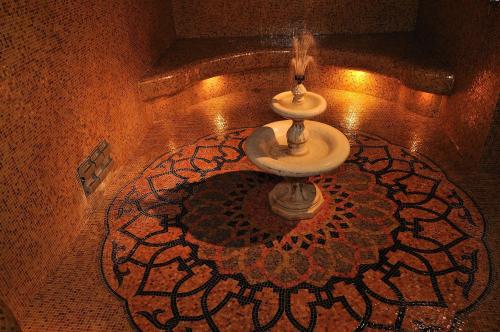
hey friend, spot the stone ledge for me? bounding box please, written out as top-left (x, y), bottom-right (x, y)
top-left (139, 33), bottom-right (454, 101)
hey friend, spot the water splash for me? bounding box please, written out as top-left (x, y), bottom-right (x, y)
top-left (290, 31), bottom-right (316, 80)
top-left (290, 31), bottom-right (316, 103)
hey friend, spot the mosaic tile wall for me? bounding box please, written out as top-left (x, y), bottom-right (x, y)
top-left (480, 97), bottom-right (500, 171)
top-left (0, 0), bottom-right (175, 318)
top-left (417, 0), bottom-right (499, 165)
top-left (172, 0), bottom-right (420, 38)
top-left (0, 297), bottom-right (20, 331)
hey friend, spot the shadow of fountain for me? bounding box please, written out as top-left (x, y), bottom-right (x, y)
top-left (247, 125), bottom-right (290, 160)
top-left (181, 171), bottom-right (300, 248)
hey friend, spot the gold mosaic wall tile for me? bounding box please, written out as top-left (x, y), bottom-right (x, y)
top-left (172, 0), bottom-right (419, 38)
top-left (417, 0), bottom-right (499, 165)
top-left (0, 0), bottom-right (175, 317)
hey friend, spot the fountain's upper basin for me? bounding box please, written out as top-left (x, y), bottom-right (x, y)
top-left (271, 91), bottom-right (326, 120)
top-left (246, 120), bottom-right (350, 177)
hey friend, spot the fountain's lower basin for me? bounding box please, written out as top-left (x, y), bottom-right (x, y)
top-left (246, 120), bottom-right (350, 178)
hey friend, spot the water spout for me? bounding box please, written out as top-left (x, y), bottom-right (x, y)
top-left (290, 32), bottom-right (315, 103)
top-left (291, 31), bottom-right (315, 78)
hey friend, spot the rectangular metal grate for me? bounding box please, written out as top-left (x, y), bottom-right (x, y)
top-left (77, 140), bottom-right (112, 195)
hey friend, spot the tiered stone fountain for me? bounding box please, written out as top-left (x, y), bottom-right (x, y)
top-left (246, 32), bottom-right (350, 220)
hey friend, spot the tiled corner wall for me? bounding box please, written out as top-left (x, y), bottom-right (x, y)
top-left (480, 97), bottom-right (500, 171)
top-left (417, 0), bottom-right (499, 165)
top-left (0, 297), bottom-right (20, 331)
top-left (172, 0), bottom-right (420, 38)
top-left (0, 0), bottom-right (175, 318)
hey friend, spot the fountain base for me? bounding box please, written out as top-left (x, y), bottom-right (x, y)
top-left (268, 179), bottom-right (324, 220)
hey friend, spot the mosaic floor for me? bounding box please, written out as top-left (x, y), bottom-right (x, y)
top-left (101, 127), bottom-right (491, 331)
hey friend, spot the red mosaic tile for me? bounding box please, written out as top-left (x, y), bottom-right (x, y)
top-left (101, 128), bottom-right (491, 331)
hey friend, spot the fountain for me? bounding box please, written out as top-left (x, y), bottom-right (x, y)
top-left (246, 32), bottom-right (350, 220)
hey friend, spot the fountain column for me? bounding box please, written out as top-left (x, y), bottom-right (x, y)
top-left (287, 82), bottom-right (309, 156)
top-left (287, 120), bottom-right (309, 156)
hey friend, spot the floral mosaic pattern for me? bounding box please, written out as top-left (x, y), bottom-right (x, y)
top-left (101, 129), bottom-right (491, 331)
top-left (183, 167), bottom-right (399, 288)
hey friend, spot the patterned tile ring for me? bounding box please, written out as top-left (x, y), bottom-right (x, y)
top-left (101, 128), bottom-right (491, 331)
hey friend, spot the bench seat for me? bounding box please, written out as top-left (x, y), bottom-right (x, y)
top-left (139, 33), bottom-right (454, 101)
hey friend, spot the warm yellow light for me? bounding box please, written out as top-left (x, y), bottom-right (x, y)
top-left (345, 107), bottom-right (359, 130)
top-left (214, 113), bottom-right (227, 131)
top-left (409, 134), bottom-right (422, 153)
top-left (418, 91), bottom-right (434, 103)
top-left (339, 69), bottom-right (373, 92)
top-left (348, 70), bottom-right (369, 84)
top-left (201, 75), bottom-right (225, 94)
top-left (166, 140), bottom-right (177, 153)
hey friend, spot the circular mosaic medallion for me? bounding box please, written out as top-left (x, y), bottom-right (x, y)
top-left (184, 168), bottom-right (399, 287)
top-left (101, 129), bottom-right (491, 331)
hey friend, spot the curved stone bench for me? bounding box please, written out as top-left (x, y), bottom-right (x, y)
top-left (139, 33), bottom-right (454, 101)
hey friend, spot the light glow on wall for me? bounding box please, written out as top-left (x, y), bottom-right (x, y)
top-left (418, 91), bottom-right (434, 102)
top-left (201, 75), bottom-right (226, 96)
top-left (397, 86), bottom-right (443, 117)
top-left (343, 69), bottom-right (372, 90)
top-left (349, 70), bottom-right (369, 83)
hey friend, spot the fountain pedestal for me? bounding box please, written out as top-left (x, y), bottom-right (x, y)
top-left (246, 88), bottom-right (350, 220)
top-left (269, 178), bottom-right (324, 220)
